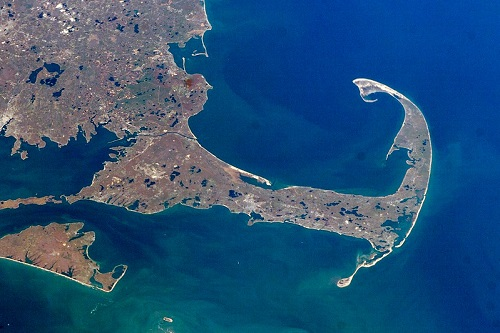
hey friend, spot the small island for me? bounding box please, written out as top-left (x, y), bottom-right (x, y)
top-left (0, 222), bottom-right (127, 292)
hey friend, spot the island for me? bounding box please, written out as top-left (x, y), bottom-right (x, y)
top-left (0, 222), bottom-right (127, 292)
top-left (0, 0), bottom-right (431, 288)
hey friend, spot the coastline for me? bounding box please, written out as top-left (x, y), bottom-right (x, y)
top-left (0, 222), bottom-right (128, 293)
top-left (65, 78), bottom-right (432, 289)
top-left (335, 79), bottom-right (433, 286)
top-left (0, 256), bottom-right (127, 293)
top-left (0, 0), bottom-right (495, 330)
top-left (0, 0), bottom-right (431, 292)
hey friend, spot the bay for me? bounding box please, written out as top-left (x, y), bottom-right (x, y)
top-left (0, 0), bottom-right (499, 332)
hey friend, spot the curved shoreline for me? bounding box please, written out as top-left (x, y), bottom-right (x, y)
top-left (0, 256), bottom-right (127, 293)
top-left (0, 222), bottom-right (128, 292)
top-left (335, 79), bottom-right (432, 287)
top-left (0, 0), bottom-right (431, 290)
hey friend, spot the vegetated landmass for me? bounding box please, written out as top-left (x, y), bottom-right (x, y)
top-left (0, 195), bottom-right (61, 209)
top-left (0, 222), bottom-right (127, 292)
top-left (0, 0), bottom-right (431, 288)
top-left (0, 0), bottom-right (211, 290)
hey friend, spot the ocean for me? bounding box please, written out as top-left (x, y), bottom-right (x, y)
top-left (0, 0), bottom-right (499, 332)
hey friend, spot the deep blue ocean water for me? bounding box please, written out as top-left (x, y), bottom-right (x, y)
top-left (0, 0), bottom-right (499, 332)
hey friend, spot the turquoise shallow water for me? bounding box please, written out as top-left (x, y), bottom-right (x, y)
top-left (0, 202), bottom-right (373, 332)
top-left (1, 0), bottom-right (499, 332)
top-left (0, 200), bottom-right (449, 333)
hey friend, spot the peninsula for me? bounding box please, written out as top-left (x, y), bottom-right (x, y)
top-left (0, 0), bottom-right (431, 287)
top-left (0, 196), bottom-right (61, 210)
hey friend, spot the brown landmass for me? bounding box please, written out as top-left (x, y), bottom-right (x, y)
top-left (0, 0), bottom-right (211, 155)
top-left (67, 79), bottom-right (432, 286)
top-left (0, 1), bottom-right (431, 287)
top-left (0, 222), bottom-right (127, 292)
top-left (0, 195), bottom-right (62, 210)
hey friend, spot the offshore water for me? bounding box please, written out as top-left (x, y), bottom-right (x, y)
top-left (0, 0), bottom-right (499, 332)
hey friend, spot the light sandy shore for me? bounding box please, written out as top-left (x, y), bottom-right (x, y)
top-left (0, 222), bottom-right (128, 293)
top-left (0, 256), bottom-right (126, 293)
